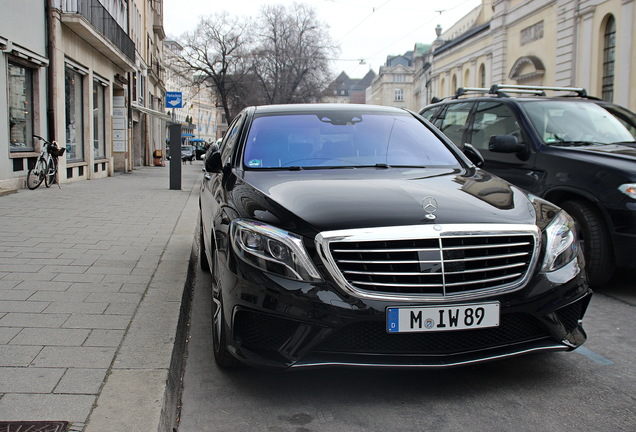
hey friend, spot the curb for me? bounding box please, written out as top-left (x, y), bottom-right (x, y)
top-left (83, 178), bottom-right (200, 432)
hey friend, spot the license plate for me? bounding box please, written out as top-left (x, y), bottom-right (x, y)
top-left (387, 302), bottom-right (500, 333)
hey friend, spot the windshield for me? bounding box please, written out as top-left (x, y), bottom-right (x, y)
top-left (243, 112), bottom-right (459, 169)
top-left (521, 100), bottom-right (636, 145)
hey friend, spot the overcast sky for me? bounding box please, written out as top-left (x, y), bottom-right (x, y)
top-left (163, 0), bottom-right (481, 78)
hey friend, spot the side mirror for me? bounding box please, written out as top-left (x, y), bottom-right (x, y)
top-left (204, 150), bottom-right (223, 173)
top-left (489, 135), bottom-right (525, 153)
top-left (463, 143), bottom-right (484, 167)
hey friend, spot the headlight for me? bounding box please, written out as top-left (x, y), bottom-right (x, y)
top-left (618, 183), bottom-right (636, 200)
top-left (542, 210), bottom-right (579, 272)
top-left (230, 219), bottom-right (322, 281)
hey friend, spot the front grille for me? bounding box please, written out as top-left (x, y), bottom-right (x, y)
top-left (328, 232), bottom-right (536, 297)
top-left (315, 314), bottom-right (549, 355)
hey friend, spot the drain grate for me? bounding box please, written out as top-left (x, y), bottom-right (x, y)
top-left (0, 422), bottom-right (68, 432)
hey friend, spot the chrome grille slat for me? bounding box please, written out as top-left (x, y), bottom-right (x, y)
top-left (318, 224), bottom-right (539, 300)
top-left (350, 272), bottom-right (522, 288)
top-left (343, 261), bottom-right (526, 277)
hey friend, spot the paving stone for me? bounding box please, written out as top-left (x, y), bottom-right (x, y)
top-left (0, 328), bottom-right (21, 344)
top-left (0, 345), bottom-right (42, 366)
top-left (62, 314), bottom-right (131, 330)
top-left (10, 328), bottom-right (90, 346)
top-left (83, 329), bottom-right (125, 347)
top-left (0, 301), bottom-right (49, 313)
top-left (54, 368), bottom-right (108, 395)
top-left (43, 302), bottom-right (108, 315)
top-left (32, 346), bottom-right (116, 368)
top-left (0, 366), bottom-right (65, 393)
top-left (0, 394), bottom-right (96, 423)
top-left (0, 313), bottom-right (69, 328)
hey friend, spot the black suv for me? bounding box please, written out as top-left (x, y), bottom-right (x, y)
top-left (420, 85), bottom-right (636, 288)
top-left (200, 103), bottom-right (590, 369)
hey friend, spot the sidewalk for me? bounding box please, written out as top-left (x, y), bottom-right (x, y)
top-left (0, 162), bottom-right (202, 431)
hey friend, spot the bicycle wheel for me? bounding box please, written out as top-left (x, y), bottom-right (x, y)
top-left (44, 157), bottom-right (57, 188)
top-left (26, 157), bottom-right (47, 190)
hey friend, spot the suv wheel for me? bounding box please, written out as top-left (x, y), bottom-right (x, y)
top-left (560, 200), bottom-right (614, 288)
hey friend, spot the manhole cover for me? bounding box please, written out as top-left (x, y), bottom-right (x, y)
top-left (0, 422), bottom-right (68, 432)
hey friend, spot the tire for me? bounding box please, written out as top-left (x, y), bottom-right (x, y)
top-left (199, 215), bottom-right (210, 273)
top-left (212, 292), bottom-right (241, 368)
top-left (26, 158), bottom-right (47, 190)
top-left (44, 158), bottom-right (57, 188)
top-left (560, 200), bottom-right (614, 288)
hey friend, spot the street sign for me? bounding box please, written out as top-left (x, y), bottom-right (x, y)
top-left (166, 91), bottom-right (183, 108)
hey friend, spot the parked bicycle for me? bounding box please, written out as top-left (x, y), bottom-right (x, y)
top-left (27, 135), bottom-right (65, 190)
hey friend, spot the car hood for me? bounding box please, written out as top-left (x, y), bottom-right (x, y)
top-left (235, 168), bottom-right (537, 233)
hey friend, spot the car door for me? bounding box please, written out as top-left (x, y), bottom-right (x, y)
top-left (201, 112), bottom-right (246, 256)
top-left (468, 101), bottom-right (540, 192)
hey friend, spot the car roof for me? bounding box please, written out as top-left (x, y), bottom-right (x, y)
top-left (252, 103), bottom-right (409, 115)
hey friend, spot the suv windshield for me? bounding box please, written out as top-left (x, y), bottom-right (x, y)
top-left (521, 100), bottom-right (636, 145)
top-left (243, 112), bottom-right (460, 169)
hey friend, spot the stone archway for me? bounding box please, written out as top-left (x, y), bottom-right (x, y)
top-left (509, 56), bottom-right (545, 85)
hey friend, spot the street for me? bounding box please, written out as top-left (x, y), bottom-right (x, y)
top-left (178, 254), bottom-right (636, 431)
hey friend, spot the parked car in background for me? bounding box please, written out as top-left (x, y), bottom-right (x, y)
top-left (181, 145), bottom-right (195, 162)
top-left (199, 103), bottom-right (591, 370)
top-left (420, 85), bottom-right (636, 288)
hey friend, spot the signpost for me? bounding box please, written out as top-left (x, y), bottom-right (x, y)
top-left (166, 91), bottom-right (183, 109)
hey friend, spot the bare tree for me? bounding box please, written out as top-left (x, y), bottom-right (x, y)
top-left (251, 3), bottom-right (337, 104)
top-left (177, 12), bottom-right (251, 123)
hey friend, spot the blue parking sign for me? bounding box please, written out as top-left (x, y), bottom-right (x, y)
top-left (166, 91), bottom-right (183, 108)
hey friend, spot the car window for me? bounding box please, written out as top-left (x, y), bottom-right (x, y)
top-left (594, 104), bottom-right (636, 140)
top-left (435, 102), bottom-right (474, 149)
top-left (521, 100), bottom-right (635, 144)
top-left (243, 112), bottom-right (460, 169)
top-left (471, 102), bottom-right (522, 150)
top-left (220, 113), bottom-right (245, 161)
top-left (419, 105), bottom-right (441, 122)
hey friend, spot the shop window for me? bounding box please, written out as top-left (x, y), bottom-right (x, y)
top-left (93, 79), bottom-right (106, 159)
top-left (65, 66), bottom-right (85, 162)
top-left (8, 62), bottom-right (34, 152)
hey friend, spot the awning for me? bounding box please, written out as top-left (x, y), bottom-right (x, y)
top-left (190, 138), bottom-right (205, 142)
top-left (131, 103), bottom-right (172, 121)
top-left (182, 133), bottom-right (195, 137)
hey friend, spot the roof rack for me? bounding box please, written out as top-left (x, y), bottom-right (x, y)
top-left (454, 87), bottom-right (491, 98)
top-left (489, 84), bottom-right (588, 98)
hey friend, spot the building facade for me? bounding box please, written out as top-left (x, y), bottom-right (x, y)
top-left (420, 0), bottom-right (635, 111)
top-left (0, 0), bottom-right (167, 191)
top-left (1, 0), bottom-right (49, 191)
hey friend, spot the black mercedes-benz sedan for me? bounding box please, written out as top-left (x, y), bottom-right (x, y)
top-left (199, 103), bottom-right (591, 370)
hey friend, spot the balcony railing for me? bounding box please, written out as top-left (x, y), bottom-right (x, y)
top-left (58, 0), bottom-right (135, 63)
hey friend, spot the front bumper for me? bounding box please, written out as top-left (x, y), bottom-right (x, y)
top-left (217, 253), bottom-right (591, 370)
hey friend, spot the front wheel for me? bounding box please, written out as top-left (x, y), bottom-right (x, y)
top-left (44, 158), bottom-right (57, 188)
top-left (26, 158), bottom-right (47, 190)
top-left (560, 200), bottom-right (614, 288)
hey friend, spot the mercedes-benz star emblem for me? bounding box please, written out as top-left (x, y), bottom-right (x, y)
top-left (422, 196), bottom-right (438, 220)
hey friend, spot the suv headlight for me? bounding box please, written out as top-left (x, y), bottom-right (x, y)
top-left (230, 219), bottom-right (322, 281)
top-left (618, 183), bottom-right (636, 200)
top-left (542, 210), bottom-right (579, 272)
